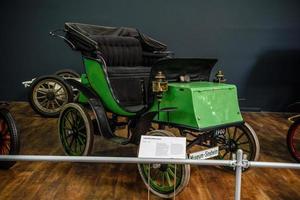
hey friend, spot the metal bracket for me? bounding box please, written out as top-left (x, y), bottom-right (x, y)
top-left (22, 78), bottom-right (36, 88)
top-left (231, 152), bottom-right (250, 170)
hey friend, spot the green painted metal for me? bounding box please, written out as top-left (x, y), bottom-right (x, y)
top-left (78, 74), bottom-right (89, 104)
top-left (81, 57), bottom-right (243, 128)
top-left (151, 82), bottom-right (243, 130)
top-left (82, 57), bottom-right (134, 116)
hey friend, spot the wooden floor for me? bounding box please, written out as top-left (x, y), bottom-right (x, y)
top-left (0, 102), bottom-right (300, 200)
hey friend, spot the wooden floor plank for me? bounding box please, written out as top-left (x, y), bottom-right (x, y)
top-left (0, 102), bottom-right (299, 200)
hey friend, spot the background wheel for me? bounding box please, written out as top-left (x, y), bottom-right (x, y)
top-left (0, 108), bottom-right (20, 169)
top-left (137, 130), bottom-right (190, 198)
top-left (58, 103), bottom-right (94, 156)
top-left (55, 69), bottom-right (80, 102)
top-left (29, 75), bottom-right (73, 117)
top-left (213, 122), bottom-right (260, 171)
top-left (55, 69), bottom-right (80, 79)
top-left (287, 120), bottom-right (300, 162)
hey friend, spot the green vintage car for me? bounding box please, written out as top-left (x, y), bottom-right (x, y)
top-left (44, 23), bottom-right (260, 198)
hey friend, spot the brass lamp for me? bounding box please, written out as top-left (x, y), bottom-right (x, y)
top-left (214, 70), bottom-right (226, 83)
top-left (152, 71), bottom-right (168, 101)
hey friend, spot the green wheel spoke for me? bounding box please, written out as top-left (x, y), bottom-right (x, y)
top-left (78, 135), bottom-right (87, 143)
top-left (78, 132), bottom-right (87, 138)
top-left (168, 164), bottom-right (175, 170)
top-left (167, 168), bottom-right (175, 179)
top-left (68, 136), bottom-right (75, 149)
top-left (63, 127), bottom-right (73, 131)
top-left (66, 133), bottom-right (74, 139)
top-left (77, 136), bottom-right (85, 146)
top-left (164, 172), bottom-right (172, 187)
top-left (77, 117), bottom-right (84, 128)
top-left (74, 139), bottom-right (78, 152)
top-left (78, 125), bottom-right (86, 132)
top-left (151, 170), bottom-right (161, 181)
top-left (65, 114), bottom-right (74, 127)
top-left (70, 111), bottom-right (76, 125)
top-left (161, 172), bottom-right (165, 186)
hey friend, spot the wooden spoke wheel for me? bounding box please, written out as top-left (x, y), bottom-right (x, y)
top-left (212, 123), bottom-right (260, 170)
top-left (29, 75), bottom-right (73, 117)
top-left (137, 130), bottom-right (190, 198)
top-left (287, 120), bottom-right (300, 162)
top-left (58, 103), bottom-right (93, 156)
top-left (0, 108), bottom-right (20, 169)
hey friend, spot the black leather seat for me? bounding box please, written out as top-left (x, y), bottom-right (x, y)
top-left (90, 35), bottom-right (152, 109)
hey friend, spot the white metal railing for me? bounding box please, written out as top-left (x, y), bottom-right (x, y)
top-left (0, 149), bottom-right (300, 200)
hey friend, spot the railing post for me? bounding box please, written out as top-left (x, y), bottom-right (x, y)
top-left (234, 149), bottom-right (243, 200)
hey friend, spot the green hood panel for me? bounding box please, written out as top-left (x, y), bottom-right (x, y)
top-left (153, 82), bottom-right (243, 130)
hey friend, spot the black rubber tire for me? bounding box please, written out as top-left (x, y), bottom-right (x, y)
top-left (55, 69), bottom-right (80, 79)
top-left (28, 75), bottom-right (73, 117)
top-left (287, 119), bottom-right (300, 162)
top-left (0, 108), bottom-right (20, 169)
top-left (58, 103), bottom-right (94, 156)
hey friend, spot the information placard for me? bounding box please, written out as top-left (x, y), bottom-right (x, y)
top-left (138, 135), bottom-right (186, 159)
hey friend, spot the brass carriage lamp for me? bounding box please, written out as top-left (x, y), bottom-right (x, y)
top-left (214, 70), bottom-right (226, 83)
top-left (152, 71), bottom-right (168, 101)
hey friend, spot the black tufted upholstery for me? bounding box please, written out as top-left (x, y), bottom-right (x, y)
top-left (89, 35), bottom-right (151, 109)
top-left (91, 36), bottom-right (143, 66)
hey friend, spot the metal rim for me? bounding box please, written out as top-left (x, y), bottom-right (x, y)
top-left (59, 103), bottom-right (93, 156)
top-left (33, 79), bottom-right (70, 114)
top-left (288, 122), bottom-right (300, 160)
top-left (0, 113), bottom-right (11, 155)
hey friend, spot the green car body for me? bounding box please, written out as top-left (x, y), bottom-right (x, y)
top-left (78, 57), bottom-right (243, 131)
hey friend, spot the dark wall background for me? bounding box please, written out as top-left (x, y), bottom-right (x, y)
top-left (0, 0), bottom-right (299, 111)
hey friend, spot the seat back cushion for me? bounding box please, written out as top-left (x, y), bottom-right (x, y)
top-left (91, 36), bottom-right (143, 66)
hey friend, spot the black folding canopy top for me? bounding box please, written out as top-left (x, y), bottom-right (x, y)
top-left (64, 22), bottom-right (218, 82)
top-left (64, 22), bottom-right (167, 53)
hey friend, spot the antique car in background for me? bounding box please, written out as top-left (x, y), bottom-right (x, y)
top-left (0, 103), bottom-right (20, 169)
top-left (286, 102), bottom-right (300, 162)
top-left (23, 69), bottom-right (80, 117)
